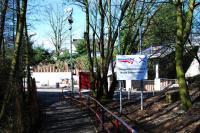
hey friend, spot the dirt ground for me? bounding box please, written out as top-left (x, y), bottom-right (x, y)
top-left (104, 86), bottom-right (200, 133)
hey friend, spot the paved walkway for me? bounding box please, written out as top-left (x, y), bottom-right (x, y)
top-left (38, 90), bottom-right (96, 133)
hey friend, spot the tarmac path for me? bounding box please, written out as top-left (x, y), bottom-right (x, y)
top-left (37, 89), bottom-right (96, 133)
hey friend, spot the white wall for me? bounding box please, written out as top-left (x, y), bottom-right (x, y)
top-left (185, 47), bottom-right (200, 78)
top-left (32, 72), bottom-right (78, 87)
top-left (185, 58), bottom-right (200, 77)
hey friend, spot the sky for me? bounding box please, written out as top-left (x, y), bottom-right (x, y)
top-left (28, 0), bottom-right (85, 50)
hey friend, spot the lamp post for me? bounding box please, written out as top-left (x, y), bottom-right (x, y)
top-left (118, 26), bottom-right (123, 115)
top-left (66, 7), bottom-right (74, 96)
top-left (139, 25), bottom-right (144, 110)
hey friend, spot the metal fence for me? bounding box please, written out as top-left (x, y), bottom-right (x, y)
top-left (160, 78), bottom-right (178, 90)
top-left (131, 79), bottom-right (177, 92)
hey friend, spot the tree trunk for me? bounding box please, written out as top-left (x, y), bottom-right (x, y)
top-left (2, 39), bottom-right (6, 61)
top-left (0, 0), bottom-right (28, 121)
top-left (24, 18), bottom-right (32, 103)
top-left (175, 44), bottom-right (192, 110)
top-left (175, 0), bottom-right (192, 110)
top-left (84, 0), bottom-right (97, 92)
top-left (0, 0), bottom-right (9, 52)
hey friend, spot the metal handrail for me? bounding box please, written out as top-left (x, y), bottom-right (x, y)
top-left (64, 91), bottom-right (137, 133)
top-left (88, 96), bottom-right (136, 132)
top-left (65, 94), bottom-right (110, 132)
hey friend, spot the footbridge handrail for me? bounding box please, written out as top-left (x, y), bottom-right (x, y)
top-left (64, 91), bottom-right (137, 133)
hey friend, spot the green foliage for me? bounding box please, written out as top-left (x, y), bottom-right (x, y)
top-left (144, 4), bottom-right (176, 46)
top-left (75, 55), bottom-right (90, 70)
top-left (91, 89), bottom-right (97, 98)
top-left (75, 39), bottom-right (87, 56)
top-left (120, 27), bottom-right (138, 54)
top-left (32, 46), bottom-right (52, 65)
top-left (57, 50), bottom-right (70, 61)
top-left (72, 39), bottom-right (90, 71)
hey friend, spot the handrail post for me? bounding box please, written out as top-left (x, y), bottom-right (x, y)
top-left (87, 96), bottom-right (90, 116)
top-left (101, 107), bottom-right (104, 132)
top-left (79, 92), bottom-right (83, 109)
top-left (115, 119), bottom-right (119, 133)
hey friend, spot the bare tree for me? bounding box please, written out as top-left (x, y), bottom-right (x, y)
top-left (44, 4), bottom-right (68, 60)
top-left (68, 0), bottom-right (132, 99)
top-left (70, 0), bottom-right (161, 99)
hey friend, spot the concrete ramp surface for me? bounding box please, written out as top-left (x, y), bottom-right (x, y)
top-left (38, 90), bottom-right (96, 133)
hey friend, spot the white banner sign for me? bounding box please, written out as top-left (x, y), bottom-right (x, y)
top-left (116, 55), bottom-right (148, 80)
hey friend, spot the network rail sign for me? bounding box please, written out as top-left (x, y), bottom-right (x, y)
top-left (116, 55), bottom-right (148, 80)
